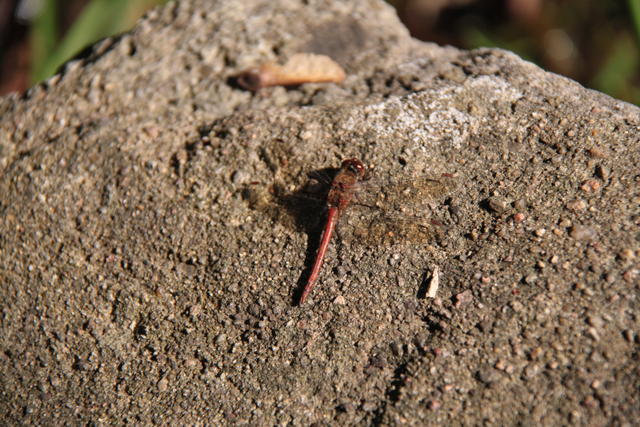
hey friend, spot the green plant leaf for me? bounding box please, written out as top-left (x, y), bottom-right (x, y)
top-left (31, 0), bottom-right (165, 83)
top-left (30, 0), bottom-right (59, 80)
top-left (590, 33), bottom-right (639, 104)
top-left (629, 0), bottom-right (640, 42)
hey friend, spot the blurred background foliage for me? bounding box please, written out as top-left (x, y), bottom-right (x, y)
top-left (0, 0), bottom-right (167, 94)
top-left (390, 0), bottom-right (640, 105)
top-left (0, 0), bottom-right (638, 105)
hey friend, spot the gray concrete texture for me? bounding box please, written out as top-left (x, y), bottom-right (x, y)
top-left (0, 0), bottom-right (638, 424)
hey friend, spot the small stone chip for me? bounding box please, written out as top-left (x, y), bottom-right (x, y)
top-left (426, 266), bottom-right (440, 298)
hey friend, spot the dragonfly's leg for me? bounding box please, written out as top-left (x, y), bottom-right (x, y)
top-left (308, 167), bottom-right (339, 185)
top-left (352, 201), bottom-right (376, 210)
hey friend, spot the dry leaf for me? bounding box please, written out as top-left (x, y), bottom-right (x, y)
top-left (237, 53), bottom-right (346, 91)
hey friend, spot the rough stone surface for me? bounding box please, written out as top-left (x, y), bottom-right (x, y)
top-left (1, 0), bottom-right (639, 425)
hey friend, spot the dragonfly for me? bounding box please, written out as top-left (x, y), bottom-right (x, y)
top-left (243, 158), bottom-right (455, 304)
top-left (300, 158), bottom-right (366, 304)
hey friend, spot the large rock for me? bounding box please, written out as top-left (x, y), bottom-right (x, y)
top-left (1, 0), bottom-right (638, 424)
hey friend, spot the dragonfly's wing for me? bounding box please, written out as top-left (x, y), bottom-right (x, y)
top-left (340, 174), bottom-right (456, 247)
top-left (343, 210), bottom-right (444, 247)
top-left (242, 171), bottom-right (456, 245)
top-left (361, 175), bottom-right (452, 211)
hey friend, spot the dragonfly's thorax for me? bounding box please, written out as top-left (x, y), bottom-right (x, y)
top-left (326, 159), bottom-right (366, 211)
top-left (327, 181), bottom-right (358, 210)
top-left (327, 176), bottom-right (359, 210)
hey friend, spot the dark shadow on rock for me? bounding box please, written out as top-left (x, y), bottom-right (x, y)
top-left (240, 165), bottom-right (342, 305)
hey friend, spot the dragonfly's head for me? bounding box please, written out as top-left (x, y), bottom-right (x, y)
top-left (341, 158), bottom-right (366, 180)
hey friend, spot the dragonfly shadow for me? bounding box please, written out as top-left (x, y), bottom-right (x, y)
top-left (286, 166), bottom-right (340, 305)
top-left (241, 166), bottom-right (340, 305)
top-left (280, 165), bottom-right (338, 233)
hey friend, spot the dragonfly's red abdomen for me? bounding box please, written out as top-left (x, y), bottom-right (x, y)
top-left (299, 158), bottom-right (367, 304)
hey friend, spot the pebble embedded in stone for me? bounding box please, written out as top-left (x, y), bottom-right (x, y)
top-left (566, 199), bottom-right (586, 211)
top-left (569, 225), bottom-right (597, 240)
top-left (580, 179), bottom-right (600, 193)
top-left (428, 400), bottom-right (441, 411)
top-left (487, 196), bottom-right (509, 213)
top-left (477, 367), bottom-right (501, 385)
top-left (587, 327), bottom-right (600, 341)
top-left (595, 164), bottom-right (609, 180)
top-left (232, 170), bottom-right (251, 185)
top-left (333, 295), bottom-right (346, 305)
top-left (454, 290), bottom-right (473, 308)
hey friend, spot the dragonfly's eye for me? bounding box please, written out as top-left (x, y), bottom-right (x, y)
top-left (343, 158), bottom-right (366, 177)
